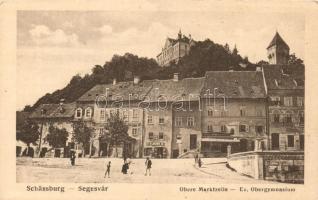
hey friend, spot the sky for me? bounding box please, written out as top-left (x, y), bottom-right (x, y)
top-left (17, 10), bottom-right (305, 110)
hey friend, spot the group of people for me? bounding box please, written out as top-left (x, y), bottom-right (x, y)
top-left (104, 157), bottom-right (152, 178)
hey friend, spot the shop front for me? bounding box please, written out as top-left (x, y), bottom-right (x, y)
top-left (144, 141), bottom-right (168, 158)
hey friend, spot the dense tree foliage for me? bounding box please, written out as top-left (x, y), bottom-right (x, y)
top-left (16, 119), bottom-right (40, 156)
top-left (45, 126), bottom-right (69, 148)
top-left (102, 112), bottom-right (130, 157)
top-left (73, 120), bottom-right (95, 156)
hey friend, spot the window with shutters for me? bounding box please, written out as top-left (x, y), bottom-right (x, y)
top-left (187, 117), bottom-right (194, 127)
top-left (147, 115), bottom-right (153, 124)
top-left (75, 108), bottom-right (82, 118)
top-left (207, 124), bottom-right (213, 132)
top-left (159, 117), bottom-right (165, 124)
top-left (221, 125), bottom-right (226, 133)
top-left (240, 106), bottom-right (246, 116)
top-left (274, 113), bottom-right (280, 123)
top-left (100, 109), bottom-right (106, 121)
top-left (297, 97), bottom-right (304, 107)
top-left (148, 132), bottom-right (154, 140)
top-left (208, 109), bottom-right (213, 116)
top-left (288, 135), bottom-right (294, 147)
top-left (159, 132), bottom-right (164, 140)
top-left (175, 117), bottom-right (182, 126)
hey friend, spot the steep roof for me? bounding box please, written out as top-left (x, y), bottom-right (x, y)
top-left (144, 77), bottom-right (205, 102)
top-left (77, 81), bottom-right (153, 102)
top-left (29, 103), bottom-right (76, 119)
top-left (263, 65), bottom-right (304, 90)
top-left (267, 32), bottom-right (289, 49)
top-left (202, 71), bottom-right (266, 98)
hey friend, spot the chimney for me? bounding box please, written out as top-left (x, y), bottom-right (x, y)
top-left (113, 78), bottom-right (117, 85)
top-left (133, 76), bottom-right (140, 84)
top-left (173, 73), bottom-right (179, 82)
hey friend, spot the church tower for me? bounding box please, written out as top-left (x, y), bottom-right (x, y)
top-left (267, 32), bottom-right (290, 65)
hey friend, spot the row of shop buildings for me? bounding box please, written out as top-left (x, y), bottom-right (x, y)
top-left (19, 64), bottom-right (304, 159)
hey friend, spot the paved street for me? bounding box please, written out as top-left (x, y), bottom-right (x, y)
top-left (17, 157), bottom-right (272, 184)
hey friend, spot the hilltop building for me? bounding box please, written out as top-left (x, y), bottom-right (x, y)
top-left (156, 30), bottom-right (195, 67)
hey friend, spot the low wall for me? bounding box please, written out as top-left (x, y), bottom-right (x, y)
top-left (228, 151), bottom-right (304, 183)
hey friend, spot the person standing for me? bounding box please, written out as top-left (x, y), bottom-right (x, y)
top-left (145, 157), bottom-right (152, 176)
top-left (70, 151), bottom-right (76, 166)
top-left (198, 157), bottom-right (203, 168)
top-left (104, 161), bottom-right (111, 178)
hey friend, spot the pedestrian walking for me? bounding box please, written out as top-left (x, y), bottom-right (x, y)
top-left (70, 151), bottom-right (76, 166)
top-left (104, 161), bottom-right (111, 178)
top-left (145, 157), bottom-right (152, 176)
top-left (194, 153), bottom-right (198, 164)
top-left (198, 157), bottom-right (203, 168)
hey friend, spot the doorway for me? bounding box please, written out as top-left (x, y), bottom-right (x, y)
top-left (190, 134), bottom-right (197, 150)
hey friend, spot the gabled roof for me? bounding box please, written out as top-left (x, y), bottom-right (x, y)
top-left (29, 103), bottom-right (76, 119)
top-left (144, 77), bottom-right (205, 102)
top-left (77, 81), bottom-right (153, 102)
top-left (267, 32), bottom-right (289, 49)
top-left (262, 65), bottom-right (304, 90)
top-left (201, 71), bottom-right (266, 98)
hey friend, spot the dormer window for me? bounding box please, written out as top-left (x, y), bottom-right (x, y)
top-left (75, 108), bottom-right (82, 118)
top-left (85, 107), bottom-right (92, 118)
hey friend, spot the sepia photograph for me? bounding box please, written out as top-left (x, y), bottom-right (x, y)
top-left (1, 0), bottom-right (318, 199)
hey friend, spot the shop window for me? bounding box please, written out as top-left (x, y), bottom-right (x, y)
top-left (288, 135), bottom-right (294, 147)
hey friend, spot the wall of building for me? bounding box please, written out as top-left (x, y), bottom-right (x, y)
top-left (144, 104), bottom-right (173, 158)
top-left (228, 151), bottom-right (304, 183)
top-left (171, 102), bottom-right (202, 157)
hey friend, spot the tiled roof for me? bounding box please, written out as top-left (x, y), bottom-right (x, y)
top-left (202, 71), bottom-right (266, 98)
top-left (77, 81), bottom-right (153, 102)
top-left (144, 78), bottom-right (205, 102)
top-left (267, 32), bottom-right (289, 49)
top-left (263, 65), bottom-right (304, 90)
top-left (29, 103), bottom-right (76, 119)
